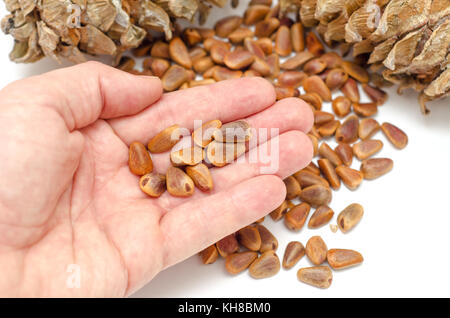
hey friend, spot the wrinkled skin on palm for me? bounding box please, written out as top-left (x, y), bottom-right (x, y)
top-left (1, 0), bottom-right (227, 63)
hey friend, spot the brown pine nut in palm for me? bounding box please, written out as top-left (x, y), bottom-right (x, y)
top-left (278, 71), bottom-right (308, 88)
top-left (213, 67), bottom-right (243, 81)
top-left (185, 163), bottom-right (213, 192)
top-left (335, 115), bottom-right (359, 144)
top-left (320, 52), bottom-right (342, 69)
top-left (284, 202), bottom-right (311, 231)
top-left (151, 41), bottom-right (170, 59)
top-left (307, 133), bottom-right (318, 156)
top-left (193, 119), bottom-right (222, 148)
top-left (255, 38), bottom-right (273, 55)
top-left (308, 205), bottom-right (334, 229)
top-left (299, 184), bottom-right (332, 208)
top-left (250, 57), bottom-right (271, 76)
top-left (228, 27), bottom-right (254, 44)
top-left (341, 78), bottom-right (360, 103)
top-left (362, 84), bottom-right (388, 105)
top-left (300, 93), bottom-right (322, 110)
top-left (303, 76), bottom-right (332, 102)
top-left (304, 58), bottom-right (327, 75)
top-left (204, 37), bottom-right (231, 52)
top-left (341, 61), bottom-right (369, 83)
top-left (254, 17), bottom-right (280, 37)
top-left (193, 56), bottom-right (214, 74)
top-left (337, 203), bottom-right (364, 233)
top-left (304, 162), bottom-right (321, 175)
top-left (224, 50), bottom-right (255, 70)
top-left (270, 200), bottom-right (289, 221)
top-left (169, 37), bottom-right (192, 69)
top-left (203, 65), bottom-right (220, 79)
top-left (293, 170), bottom-right (329, 188)
top-left (359, 118), bottom-right (381, 140)
top-left (199, 245), bottom-right (219, 265)
top-left (225, 251), bottom-right (258, 274)
top-left (360, 158), bottom-right (393, 180)
top-left (309, 125), bottom-right (321, 140)
top-left (146, 58), bottom-right (170, 78)
top-left (139, 172), bottom-right (166, 198)
top-left (161, 65), bottom-right (189, 92)
top-left (189, 79), bottom-right (216, 88)
top-left (210, 43), bottom-right (228, 65)
top-left (319, 142), bottom-right (343, 166)
top-left (297, 266), bottom-right (332, 289)
top-left (183, 28), bottom-right (202, 46)
top-left (314, 111), bottom-right (334, 125)
top-left (129, 142), bottom-right (153, 176)
top-left (327, 249), bottom-right (364, 270)
top-left (381, 122), bottom-right (408, 149)
top-left (332, 96), bottom-right (352, 117)
top-left (256, 224), bottom-right (278, 253)
top-left (166, 166), bottom-right (195, 197)
top-left (215, 16), bottom-right (243, 38)
top-left (291, 23), bottom-right (305, 52)
top-left (280, 51), bottom-right (315, 70)
top-left (305, 236), bottom-right (328, 265)
top-left (244, 38), bottom-right (265, 59)
top-left (353, 140), bottom-right (383, 160)
top-left (275, 25), bottom-right (292, 56)
top-left (318, 158), bottom-right (340, 190)
top-left (206, 141), bottom-right (246, 167)
top-left (283, 241), bottom-right (305, 269)
top-left (244, 4), bottom-right (271, 25)
top-left (216, 234), bottom-right (239, 257)
top-left (306, 32), bottom-right (325, 56)
top-left (266, 53), bottom-right (280, 77)
top-left (237, 225), bottom-right (262, 251)
top-left (147, 125), bottom-right (182, 153)
top-left (275, 86), bottom-right (300, 100)
top-left (249, 251), bottom-right (281, 279)
top-left (335, 143), bottom-right (353, 166)
top-left (196, 28), bottom-right (215, 39)
top-left (284, 176), bottom-right (301, 200)
top-left (336, 165), bottom-right (363, 190)
top-left (318, 120), bottom-right (340, 137)
top-left (353, 102), bottom-right (378, 117)
top-left (213, 120), bottom-right (252, 143)
top-left (326, 68), bottom-right (349, 91)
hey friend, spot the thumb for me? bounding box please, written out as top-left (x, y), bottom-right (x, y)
top-left (1, 61), bottom-right (163, 131)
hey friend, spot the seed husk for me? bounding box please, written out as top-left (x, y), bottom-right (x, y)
top-left (293, 170), bottom-right (329, 188)
top-left (336, 165), bottom-right (363, 190)
top-left (314, 111), bottom-right (334, 125)
top-left (303, 76), bottom-right (332, 102)
top-left (139, 172), bottom-right (166, 198)
top-left (129, 142), bottom-right (153, 176)
top-left (151, 41), bottom-right (170, 59)
top-left (254, 17), bottom-right (280, 38)
top-left (206, 141), bottom-right (246, 167)
top-left (332, 96), bottom-right (352, 117)
top-left (318, 158), bottom-right (340, 190)
top-left (213, 67), bottom-right (243, 81)
top-left (304, 58), bottom-right (327, 75)
top-left (256, 224), bottom-right (278, 253)
top-left (353, 102), bottom-right (378, 117)
top-left (353, 140), bottom-right (383, 160)
top-left (326, 69), bottom-right (349, 91)
top-left (284, 176), bottom-right (302, 200)
top-left (299, 184), bottom-right (332, 208)
top-left (274, 25), bottom-right (292, 57)
top-left (169, 37), bottom-right (192, 69)
top-left (280, 51), bottom-right (315, 70)
top-left (341, 61), bottom-right (369, 83)
top-left (193, 56), bottom-right (214, 74)
top-left (213, 120), bottom-right (252, 143)
top-left (359, 118), bottom-right (381, 140)
top-left (193, 119), bottom-right (222, 148)
top-left (297, 266), bottom-right (333, 289)
top-left (341, 78), bottom-right (360, 103)
top-left (161, 65), bottom-right (189, 92)
top-left (284, 202), bottom-right (311, 231)
top-left (278, 71), bottom-right (308, 88)
top-left (335, 143), bottom-right (353, 166)
top-left (283, 241), bottom-right (305, 269)
top-left (216, 234), bottom-right (239, 257)
top-left (337, 203), bottom-right (364, 233)
top-left (166, 166), bottom-right (195, 197)
top-left (249, 251), bottom-right (281, 279)
top-left (244, 5), bottom-right (271, 25)
top-left (308, 205), bottom-right (334, 229)
top-left (306, 32), bottom-right (325, 56)
top-left (224, 50), bottom-right (255, 70)
top-left (360, 158), bottom-right (394, 180)
top-left (381, 122), bottom-right (408, 149)
top-left (318, 120), bottom-right (340, 137)
top-left (362, 84), bottom-right (388, 106)
top-left (199, 245), bottom-right (219, 265)
top-left (215, 16), bottom-right (243, 38)
top-left (185, 163), bottom-right (213, 192)
top-left (148, 125), bottom-right (182, 154)
top-left (225, 251), bottom-right (258, 274)
top-left (300, 93), bottom-right (323, 110)
top-left (318, 142), bottom-right (343, 167)
top-left (290, 23), bottom-right (305, 52)
top-left (228, 27), bottom-right (254, 44)
top-left (270, 200), bottom-right (289, 221)
top-left (335, 115), bottom-right (359, 144)
top-left (305, 236), bottom-right (328, 265)
top-left (275, 86), bottom-right (299, 100)
top-left (327, 249), bottom-right (364, 270)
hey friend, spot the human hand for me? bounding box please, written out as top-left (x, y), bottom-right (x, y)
top-left (0, 62), bottom-right (313, 297)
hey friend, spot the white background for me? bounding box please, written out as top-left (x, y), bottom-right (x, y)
top-left (1, 1), bottom-right (449, 298)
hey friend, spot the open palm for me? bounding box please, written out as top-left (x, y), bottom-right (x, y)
top-left (0, 62), bottom-right (313, 297)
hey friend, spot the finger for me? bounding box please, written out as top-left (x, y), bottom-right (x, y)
top-left (2, 61), bottom-right (162, 131)
top-left (108, 77), bottom-right (277, 145)
top-left (160, 175), bottom-right (286, 268)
